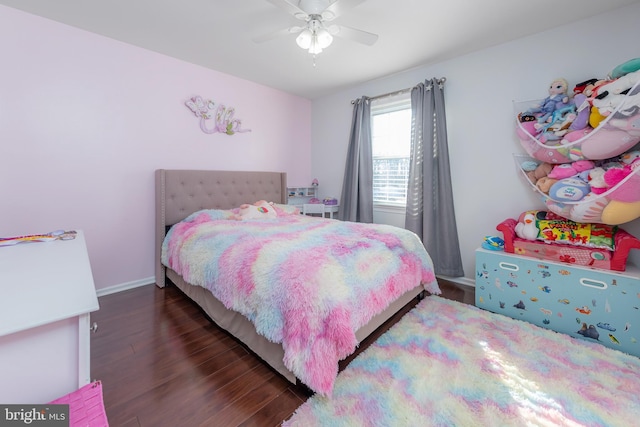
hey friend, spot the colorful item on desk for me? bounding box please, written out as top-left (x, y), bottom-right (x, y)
top-left (0, 230), bottom-right (77, 247)
top-left (323, 197), bottom-right (338, 205)
top-left (482, 236), bottom-right (504, 251)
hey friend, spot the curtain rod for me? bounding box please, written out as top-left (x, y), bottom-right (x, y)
top-left (351, 77), bottom-right (446, 104)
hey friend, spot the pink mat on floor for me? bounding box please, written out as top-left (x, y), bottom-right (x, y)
top-left (49, 381), bottom-right (108, 427)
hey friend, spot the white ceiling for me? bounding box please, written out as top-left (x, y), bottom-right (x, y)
top-left (2, 0), bottom-right (639, 99)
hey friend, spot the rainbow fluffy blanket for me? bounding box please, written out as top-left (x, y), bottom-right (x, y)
top-left (162, 209), bottom-right (438, 395)
top-left (284, 297), bottom-right (640, 426)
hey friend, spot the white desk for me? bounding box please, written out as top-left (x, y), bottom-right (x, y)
top-left (0, 230), bottom-right (99, 403)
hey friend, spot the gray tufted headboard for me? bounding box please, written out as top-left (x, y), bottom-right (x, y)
top-left (155, 169), bottom-right (287, 287)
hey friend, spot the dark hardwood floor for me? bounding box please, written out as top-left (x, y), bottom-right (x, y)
top-left (90, 279), bottom-right (474, 426)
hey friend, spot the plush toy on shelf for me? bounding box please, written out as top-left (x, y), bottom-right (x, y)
top-left (588, 167), bottom-right (608, 194)
top-left (603, 150), bottom-right (640, 202)
top-left (609, 57), bottom-right (640, 79)
top-left (524, 78), bottom-right (571, 124)
top-left (536, 176), bottom-right (558, 194)
top-left (523, 161), bottom-right (552, 186)
top-left (548, 177), bottom-right (592, 202)
top-left (547, 160), bottom-right (595, 180)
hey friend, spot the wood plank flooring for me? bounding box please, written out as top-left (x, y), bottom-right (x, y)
top-left (90, 279), bottom-right (474, 427)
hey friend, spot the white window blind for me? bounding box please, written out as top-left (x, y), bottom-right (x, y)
top-left (371, 94), bottom-right (411, 207)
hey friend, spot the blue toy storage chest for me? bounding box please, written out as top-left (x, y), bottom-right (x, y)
top-left (475, 248), bottom-right (640, 358)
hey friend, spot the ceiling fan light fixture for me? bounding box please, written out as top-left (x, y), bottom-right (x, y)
top-left (296, 29), bottom-right (313, 49)
top-left (316, 28), bottom-right (333, 49)
top-left (308, 38), bottom-right (323, 55)
top-left (256, 0), bottom-right (379, 58)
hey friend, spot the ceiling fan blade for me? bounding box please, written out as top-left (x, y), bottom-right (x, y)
top-left (329, 24), bottom-right (378, 46)
top-left (252, 26), bottom-right (304, 43)
top-left (264, 0), bottom-right (309, 19)
top-left (322, 0), bottom-right (368, 20)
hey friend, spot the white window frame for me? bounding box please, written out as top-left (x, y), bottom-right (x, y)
top-left (371, 94), bottom-right (412, 208)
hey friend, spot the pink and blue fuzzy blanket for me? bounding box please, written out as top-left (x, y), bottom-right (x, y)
top-left (161, 209), bottom-right (439, 395)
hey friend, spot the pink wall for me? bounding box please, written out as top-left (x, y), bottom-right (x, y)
top-left (0, 5), bottom-right (312, 291)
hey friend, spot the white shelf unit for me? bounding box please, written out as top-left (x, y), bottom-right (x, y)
top-left (287, 186), bottom-right (318, 206)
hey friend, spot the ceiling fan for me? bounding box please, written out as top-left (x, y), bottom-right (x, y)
top-left (253, 0), bottom-right (378, 55)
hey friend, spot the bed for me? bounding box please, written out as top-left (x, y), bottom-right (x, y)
top-left (155, 169), bottom-right (440, 394)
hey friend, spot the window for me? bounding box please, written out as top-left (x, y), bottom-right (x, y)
top-left (371, 94), bottom-right (411, 207)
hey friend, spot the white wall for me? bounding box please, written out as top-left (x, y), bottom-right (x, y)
top-left (311, 2), bottom-right (640, 285)
top-left (0, 5), bottom-right (312, 291)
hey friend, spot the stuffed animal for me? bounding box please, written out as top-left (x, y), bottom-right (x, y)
top-left (582, 79), bottom-right (609, 98)
top-left (515, 212), bottom-right (539, 241)
top-left (593, 92), bottom-right (629, 118)
top-left (608, 114), bottom-right (640, 137)
top-left (609, 58), bottom-right (640, 79)
top-left (579, 127), bottom-right (635, 160)
top-left (536, 109), bottom-right (578, 140)
top-left (548, 163), bottom-right (576, 180)
top-left (579, 79), bottom-right (611, 128)
top-left (560, 128), bottom-right (593, 161)
top-left (589, 105), bottom-right (607, 128)
top-left (545, 192), bottom-right (609, 224)
top-left (602, 200), bottom-right (640, 225)
top-left (573, 78), bottom-right (599, 95)
top-left (524, 78), bottom-right (571, 124)
top-left (524, 161), bottom-right (553, 185)
top-left (591, 70), bottom-right (640, 119)
top-left (599, 69), bottom-right (640, 97)
top-left (536, 177), bottom-right (558, 194)
top-left (588, 167), bottom-right (608, 194)
top-left (602, 150), bottom-right (640, 202)
top-left (236, 200), bottom-right (278, 220)
top-left (534, 104), bottom-right (576, 133)
top-left (621, 150), bottom-right (640, 167)
top-left (548, 177), bottom-right (591, 202)
top-left (521, 160), bottom-right (539, 173)
top-left (547, 160), bottom-right (595, 180)
top-left (568, 93), bottom-right (591, 131)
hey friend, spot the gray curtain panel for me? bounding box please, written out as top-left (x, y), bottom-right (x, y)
top-left (338, 96), bottom-right (374, 223)
top-left (405, 78), bottom-right (464, 277)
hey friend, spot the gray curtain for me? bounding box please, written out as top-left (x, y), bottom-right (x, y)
top-left (338, 96), bottom-right (373, 223)
top-left (405, 78), bottom-right (464, 277)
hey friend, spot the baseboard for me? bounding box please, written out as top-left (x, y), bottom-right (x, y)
top-left (437, 275), bottom-right (475, 288)
top-left (96, 276), bottom-right (155, 297)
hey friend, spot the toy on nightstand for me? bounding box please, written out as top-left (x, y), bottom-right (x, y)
top-left (323, 197), bottom-right (338, 205)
